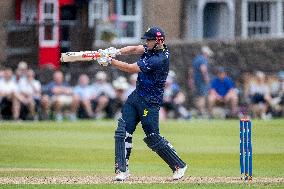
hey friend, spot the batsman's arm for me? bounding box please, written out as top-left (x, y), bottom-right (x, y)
top-left (118, 45), bottom-right (144, 55)
top-left (111, 59), bottom-right (140, 74)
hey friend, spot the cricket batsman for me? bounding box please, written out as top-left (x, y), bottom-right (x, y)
top-left (97, 26), bottom-right (187, 181)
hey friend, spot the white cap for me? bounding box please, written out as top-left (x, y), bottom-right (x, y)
top-left (256, 71), bottom-right (265, 79)
top-left (168, 70), bottom-right (176, 78)
top-left (166, 75), bottom-right (173, 83)
top-left (96, 71), bottom-right (107, 80)
top-left (18, 61), bottom-right (28, 70)
top-left (201, 46), bottom-right (214, 57)
top-left (113, 76), bottom-right (129, 90)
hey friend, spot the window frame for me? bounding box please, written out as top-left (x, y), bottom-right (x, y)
top-left (88, 0), bottom-right (109, 28)
top-left (39, 0), bottom-right (59, 47)
top-left (185, 0), bottom-right (235, 41)
top-left (89, 0), bottom-right (142, 44)
top-left (21, 0), bottom-right (37, 24)
top-left (242, 0), bottom-right (283, 38)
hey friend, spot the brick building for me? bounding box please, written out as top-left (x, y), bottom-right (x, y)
top-left (0, 0), bottom-right (283, 72)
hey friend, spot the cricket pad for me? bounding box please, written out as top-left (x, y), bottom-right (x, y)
top-left (144, 133), bottom-right (186, 171)
top-left (114, 118), bottom-right (126, 173)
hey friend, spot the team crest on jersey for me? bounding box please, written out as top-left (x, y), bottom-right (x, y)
top-left (143, 109), bottom-right (148, 117)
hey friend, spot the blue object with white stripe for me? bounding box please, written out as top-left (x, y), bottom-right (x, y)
top-left (248, 120), bottom-right (252, 179)
top-left (244, 121), bottom-right (248, 179)
top-left (240, 120), bottom-right (244, 178)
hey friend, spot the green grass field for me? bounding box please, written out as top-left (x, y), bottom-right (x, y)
top-left (0, 119), bottom-right (283, 188)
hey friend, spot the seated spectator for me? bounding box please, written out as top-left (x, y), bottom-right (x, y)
top-left (125, 73), bottom-right (137, 98)
top-left (160, 74), bottom-right (190, 120)
top-left (43, 71), bottom-right (79, 121)
top-left (269, 71), bottom-right (284, 117)
top-left (73, 74), bottom-right (96, 118)
top-left (112, 76), bottom-right (129, 118)
top-left (92, 71), bottom-right (116, 119)
top-left (274, 71), bottom-right (284, 116)
top-left (246, 71), bottom-right (273, 119)
top-left (17, 69), bottom-right (41, 120)
top-left (208, 67), bottom-right (238, 118)
top-left (0, 68), bottom-right (4, 80)
top-left (15, 61), bottom-right (28, 82)
top-left (0, 68), bottom-right (18, 120)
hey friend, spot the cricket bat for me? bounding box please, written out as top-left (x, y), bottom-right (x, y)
top-left (60, 51), bottom-right (102, 62)
top-left (60, 47), bottom-right (119, 63)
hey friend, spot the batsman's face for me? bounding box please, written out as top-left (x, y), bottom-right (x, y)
top-left (145, 39), bottom-right (156, 50)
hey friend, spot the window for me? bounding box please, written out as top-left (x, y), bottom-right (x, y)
top-left (43, 3), bottom-right (55, 41)
top-left (44, 19), bottom-right (53, 40)
top-left (39, 0), bottom-right (59, 47)
top-left (88, 0), bottom-right (109, 28)
top-left (44, 3), bottom-right (54, 14)
top-left (242, 0), bottom-right (283, 38)
top-left (21, 0), bottom-right (37, 23)
top-left (247, 2), bottom-right (270, 36)
top-left (89, 0), bottom-right (142, 44)
top-left (113, 0), bottom-right (138, 39)
top-left (185, 0), bottom-right (235, 40)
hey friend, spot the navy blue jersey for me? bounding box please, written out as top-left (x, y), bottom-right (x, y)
top-left (136, 45), bottom-right (170, 105)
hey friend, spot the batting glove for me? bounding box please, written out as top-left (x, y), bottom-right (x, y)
top-left (97, 56), bottom-right (112, 66)
top-left (97, 49), bottom-right (112, 66)
top-left (106, 47), bottom-right (121, 57)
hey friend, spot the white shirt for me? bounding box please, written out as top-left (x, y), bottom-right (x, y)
top-left (18, 78), bottom-right (41, 98)
top-left (249, 83), bottom-right (270, 95)
top-left (74, 85), bottom-right (95, 100)
top-left (0, 79), bottom-right (18, 94)
top-left (93, 82), bottom-right (116, 99)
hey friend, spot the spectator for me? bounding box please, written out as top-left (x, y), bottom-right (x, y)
top-left (0, 68), bottom-right (19, 120)
top-left (40, 93), bottom-right (50, 120)
top-left (125, 73), bottom-right (137, 98)
top-left (160, 76), bottom-right (176, 120)
top-left (17, 69), bottom-right (41, 120)
top-left (0, 68), bottom-right (4, 80)
top-left (160, 75), bottom-right (190, 120)
top-left (168, 70), bottom-right (180, 95)
top-left (269, 71), bottom-right (284, 117)
top-left (246, 71), bottom-right (273, 119)
top-left (188, 46), bottom-right (213, 117)
top-left (92, 71), bottom-right (116, 118)
top-left (112, 76), bottom-right (129, 118)
top-left (15, 61), bottom-right (28, 82)
top-left (43, 71), bottom-right (79, 121)
top-left (208, 67), bottom-right (238, 118)
top-left (73, 74), bottom-right (96, 118)
top-left (274, 71), bottom-right (284, 116)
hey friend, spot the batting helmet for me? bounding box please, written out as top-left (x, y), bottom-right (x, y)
top-left (141, 26), bottom-right (165, 43)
